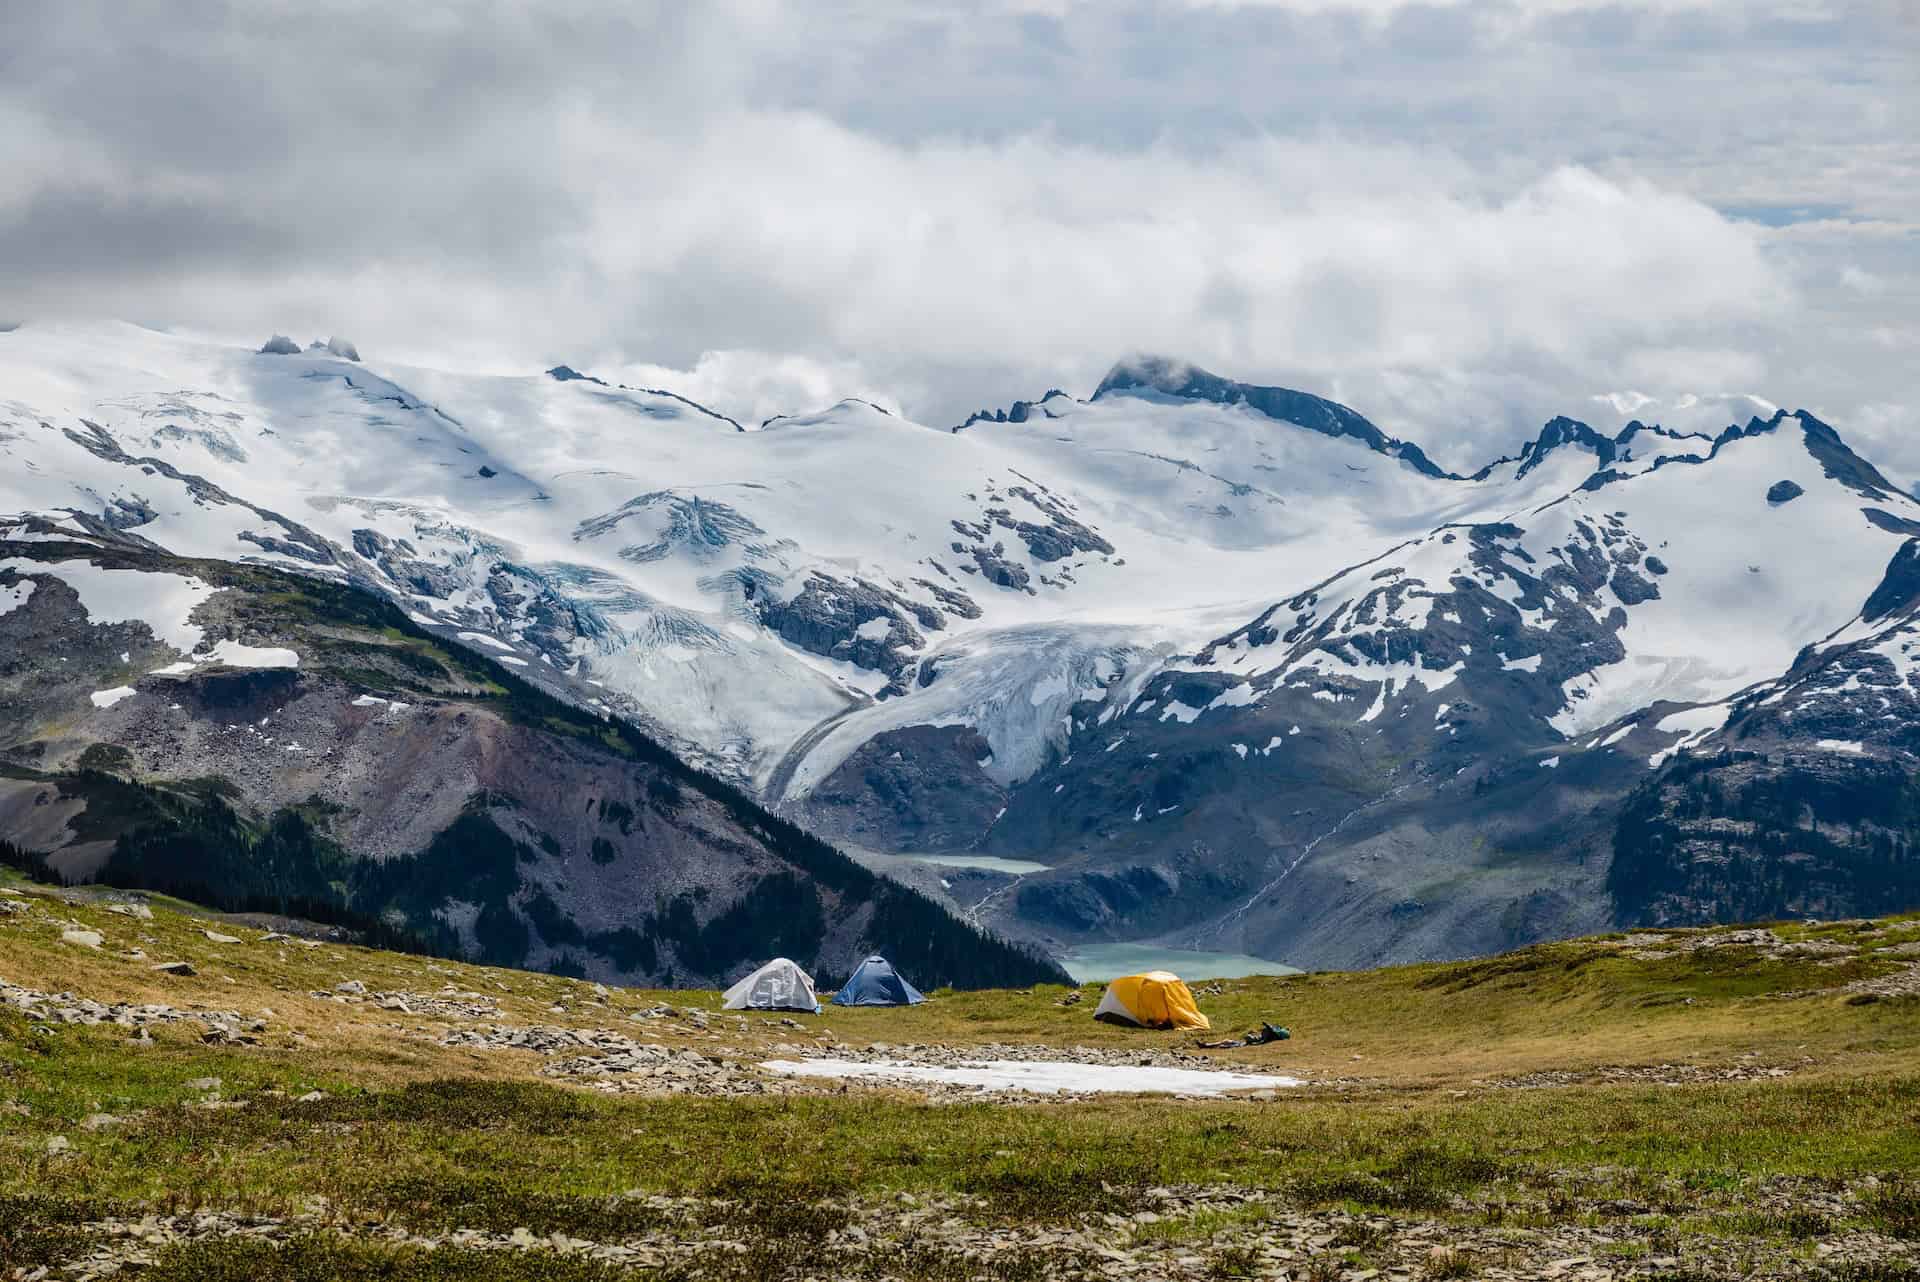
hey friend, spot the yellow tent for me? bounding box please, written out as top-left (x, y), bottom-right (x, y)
top-left (1092, 971), bottom-right (1210, 1031)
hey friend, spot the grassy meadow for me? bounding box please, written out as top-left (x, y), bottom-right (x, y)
top-left (3, 870), bottom-right (1918, 1278)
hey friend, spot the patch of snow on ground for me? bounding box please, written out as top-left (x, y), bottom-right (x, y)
top-left (457, 631), bottom-right (516, 652)
top-left (351, 694), bottom-right (388, 707)
top-left (1231, 743), bottom-right (1248, 759)
top-left (497, 655), bottom-right (529, 666)
top-left (0, 579), bottom-right (32, 616)
top-left (1540, 756), bottom-right (1560, 768)
top-left (89, 686), bottom-right (137, 708)
top-left (1647, 702), bottom-right (1732, 768)
top-left (1816, 739), bottom-right (1867, 755)
top-left (1502, 653), bottom-right (1542, 673)
top-left (855, 616), bottom-right (893, 642)
top-left (1159, 700), bottom-right (1201, 724)
top-left (1206, 682), bottom-right (1258, 712)
top-left (206, 640), bottom-right (299, 668)
top-left (760, 1058), bottom-right (1302, 1097)
top-left (0, 559), bottom-right (213, 651)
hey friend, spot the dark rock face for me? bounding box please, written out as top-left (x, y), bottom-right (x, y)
top-left (953, 541), bottom-right (1032, 592)
top-left (946, 478), bottom-right (1111, 590)
top-left (951, 391), bottom-right (1072, 431)
top-left (482, 565), bottom-right (586, 653)
top-left (1609, 566), bottom-right (1661, 606)
top-left (1515, 417), bottom-right (1617, 478)
top-left (1611, 750), bottom-right (1920, 926)
top-left (751, 571), bottom-right (928, 684)
top-left (89, 496), bottom-right (158, 532)
top-left (1767, 479), bottom-right (1805, 505)
top-left (998, 486), bottom-right (1113, 562)
top-left (1795, 409), bottom-right (1900, 499)
top-left (914, 577), bottom-right (981, 621)
top-left (1863, 539), bottom-right (1920, 623)
top-left (352, 527), bottom-right (462, 598)
top-left (257, 335), bottom-right (300, 356)
top-left (806, 725), bottom-right (1006, 852)
top-left (1016, 864), bottom-right (1180, 932)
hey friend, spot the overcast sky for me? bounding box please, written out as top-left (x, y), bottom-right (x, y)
top-left (1, 0), bottom-right (1914, 473)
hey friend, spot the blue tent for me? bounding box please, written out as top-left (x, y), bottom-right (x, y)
top-left (831, 955), bottom-right (926, 1007)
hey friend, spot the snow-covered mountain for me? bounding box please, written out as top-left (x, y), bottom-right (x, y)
top-left (4, 321), bottom-right (1917, 968)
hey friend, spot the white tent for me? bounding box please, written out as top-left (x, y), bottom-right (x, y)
top-left (721, 957), bottom-right (821, 1013)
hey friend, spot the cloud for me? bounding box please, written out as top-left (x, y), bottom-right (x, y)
top-left (0, 0), bottom-right (1910, 473)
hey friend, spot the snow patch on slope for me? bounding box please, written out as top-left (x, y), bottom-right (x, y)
top-left (0, 558), bottom-right (214, 653)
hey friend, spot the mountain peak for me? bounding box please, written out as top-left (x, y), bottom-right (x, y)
top-left (1092, 354), bottom-right (1204, 399)
top-left (1091, 355), bottom-right (1454, 479)
top-left (1514, 416), bottom-right (1616, 479)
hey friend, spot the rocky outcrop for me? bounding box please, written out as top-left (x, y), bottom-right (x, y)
top-left (743, 571), bottom-right (937, 690)
top-left (351, 527), bottom-right (462, 598)
top-left (307, 336), bottom-right (361, 361)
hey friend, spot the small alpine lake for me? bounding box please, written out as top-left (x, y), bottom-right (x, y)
top-left (1062, 942), bottom-right (1304, 982)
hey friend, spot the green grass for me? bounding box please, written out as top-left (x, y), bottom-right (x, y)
top-left (3, 873), bottom-right (1919, 1275)
top-left (5, 1010), bottom-right (1918, 1227)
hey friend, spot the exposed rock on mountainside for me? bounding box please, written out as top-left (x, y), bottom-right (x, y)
top-left (0, 531), bottom-right (1064, 990)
